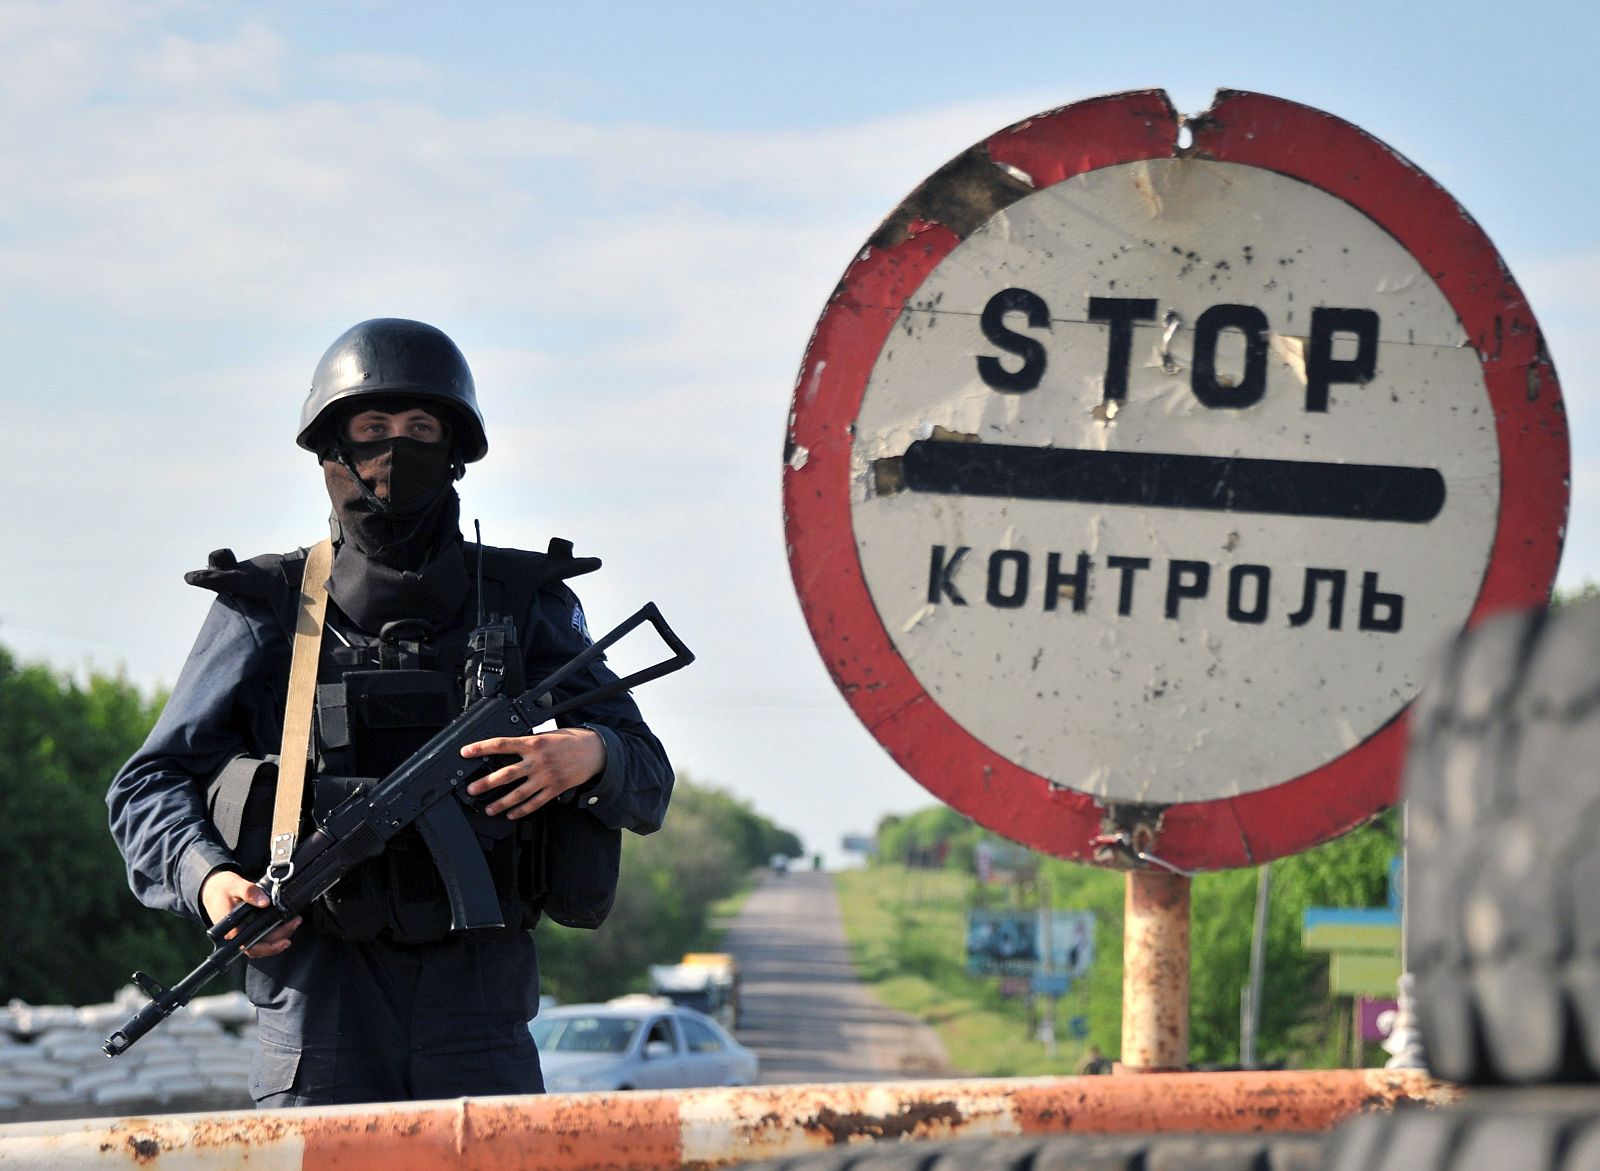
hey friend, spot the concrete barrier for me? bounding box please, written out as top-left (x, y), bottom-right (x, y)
top-left (0, 990), bottom-right (256, 1123)
top-left (0, 1068), bottom-right (1456, 1169)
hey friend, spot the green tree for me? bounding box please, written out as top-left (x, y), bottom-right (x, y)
top-left (535, 774), bottom-right (803, 1004)
top-left (877, 805), bottom-right (985, 871)
top-left (0, 647), bottom-right (194, 1005)
top-left (1553, 581), bottom-right (1599, 608)
top-left (873, 802), bottom-right (1400, 1068)
top-left (667, 779), bottom-right (804, 869)
top-left (1038, 813), bottom-right (1398, 1067)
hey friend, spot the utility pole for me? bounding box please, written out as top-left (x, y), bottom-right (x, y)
top-left (1241, 863), bottom-right (1272, 1068)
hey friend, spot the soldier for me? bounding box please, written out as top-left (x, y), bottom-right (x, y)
top-left (107, 318), bottom-right (673, 1106)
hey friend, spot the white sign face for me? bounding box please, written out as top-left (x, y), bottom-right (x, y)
top-left (788, 89), bottom-right (1565, 868)
top-left (849, 159), bottom-right (1499, 804)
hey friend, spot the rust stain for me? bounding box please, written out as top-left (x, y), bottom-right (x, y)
top-left (871, 455), bottom-right (905, 495)
top-left (126, 1135), bottom-right (160, 1163)
top-left (868, 143), bottom-right (1035, 250)
top-left (725, 1086), bottom-right (967, 1147)
top-left (1122, 869), bottom-right (1191, 1072)
top-left (800, 1100), bottom-right (966, 1144)
top-left (873, 428), bottom-right (978, 495)
top-left (1011, 1069), bottom-right (1454, 1136)
top-left (6, 1072), bottom-right (1461, 1169)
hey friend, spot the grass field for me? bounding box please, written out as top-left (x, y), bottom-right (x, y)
top-left (832, 865), bottom-right (1107, 1077)
top-left (831, 833), bottom-right (1401, 1073)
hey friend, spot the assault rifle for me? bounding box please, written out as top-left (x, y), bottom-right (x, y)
top-left (103, 602), bottom-right (693, 1057)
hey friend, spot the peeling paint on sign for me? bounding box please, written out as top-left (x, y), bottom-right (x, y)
top-left (851, 156), bottom-right (1497, 805)
top-left (868, 144), bottom-right (1037, 250)
top-left (783, 89), bottom-right (1568, 869)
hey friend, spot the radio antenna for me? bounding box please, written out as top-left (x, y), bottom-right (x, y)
top-left (474, 519), bottom-right (486, 626)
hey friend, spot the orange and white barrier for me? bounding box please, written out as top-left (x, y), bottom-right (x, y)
top-left (0, 1069), bottom-right (1456, 1170)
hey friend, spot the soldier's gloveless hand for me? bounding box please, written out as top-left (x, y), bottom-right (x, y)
top-left (200, 870), bottom-right (302, 958)
top-left (459, 727), bottom-right (606, 818)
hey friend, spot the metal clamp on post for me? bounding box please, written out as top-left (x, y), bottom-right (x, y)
top-left (1092, 829), bottom-right (1194, 879)
top-left (1092, 806), bottom-right (1192, 878)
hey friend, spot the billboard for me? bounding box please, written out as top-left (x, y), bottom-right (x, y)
top-left (965, 909), bottom-right (1095, 979)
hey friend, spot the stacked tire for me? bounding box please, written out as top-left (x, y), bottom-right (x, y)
top-left (1324, 598), bottom-right (1600, 1170)
top-left (729, 1133), bottom-right (1325, 1170)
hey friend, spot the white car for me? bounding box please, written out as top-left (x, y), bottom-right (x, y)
top-left (531, 997), bottom-right (759, 1092)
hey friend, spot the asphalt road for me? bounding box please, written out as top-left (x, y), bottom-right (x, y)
top-left (720, 870), bottom-right (951, 1084)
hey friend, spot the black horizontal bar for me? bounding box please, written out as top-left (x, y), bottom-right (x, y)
top-left (898, 439), bottom-right (1445, 523)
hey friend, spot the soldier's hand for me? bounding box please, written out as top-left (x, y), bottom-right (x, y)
top-left (200, 870), bottom-right (301, 958)
top-left (460, 727), bottom-right (606, 819)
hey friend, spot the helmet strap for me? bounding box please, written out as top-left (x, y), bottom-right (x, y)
top-left (334, 446), bottom-right (391, 514)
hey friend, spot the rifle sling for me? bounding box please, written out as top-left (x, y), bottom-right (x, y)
top-left (269, 538), bottom-right (332, 876)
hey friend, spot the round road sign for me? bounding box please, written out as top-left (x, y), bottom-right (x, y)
top-left (783, 89), bottom-right (1568, 870)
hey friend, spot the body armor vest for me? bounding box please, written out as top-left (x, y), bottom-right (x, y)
top-left (306, 606), bottom-right (527, 944)
top-left (194, 538), bottom-right (616, 945)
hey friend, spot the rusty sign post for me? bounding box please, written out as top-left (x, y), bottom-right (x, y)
top-left (1122, 869), bottom-right (1190, 1071)
top-left (784, 89), bottom-right (1567, 1063)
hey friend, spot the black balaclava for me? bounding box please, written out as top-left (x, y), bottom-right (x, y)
top-left (320, 409), bottom-right (470, 634)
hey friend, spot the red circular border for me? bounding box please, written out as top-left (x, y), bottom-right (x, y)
top-left (783, 89), bottom-right (1569, 870)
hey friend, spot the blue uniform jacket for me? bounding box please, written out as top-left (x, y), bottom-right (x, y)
top-left (107, 543), bottom-right (674, 925)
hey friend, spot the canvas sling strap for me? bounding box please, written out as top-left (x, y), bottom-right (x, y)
top-left (267, 538), bottom-right (333, 882)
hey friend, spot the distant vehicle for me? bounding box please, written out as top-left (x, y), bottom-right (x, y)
top-left (648, 952), bottom-right (740, 1029)
top-left (531, 997), bottom-right (758, 1093)
top-left (769, 853), bottom-right (790, 875)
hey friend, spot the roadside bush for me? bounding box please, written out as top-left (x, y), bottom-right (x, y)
top-left (535, 774), bottom-right (798, 1004)
top-left (0, 649), bottom-right (194, 1005)
top-left (859, 807), bottom-right (1400, 1070)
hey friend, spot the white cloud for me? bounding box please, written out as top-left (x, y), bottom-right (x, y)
top-left (0, 0), bottom-right (178, 106)
top-left (4, 1), bottom-right (1593, 861)
top-left (0, 40), bottom-right (1065, 328)
top-left (316, 51), bottom-right (442, 94)
top-left (127, 17), bottom-right (285, 98)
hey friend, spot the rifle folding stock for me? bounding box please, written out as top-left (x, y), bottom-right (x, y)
top-left (103, 602), bottom-right (692, 1057)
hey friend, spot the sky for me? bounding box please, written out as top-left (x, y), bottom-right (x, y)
top-left (1, 0), bottom-right (1594, 869)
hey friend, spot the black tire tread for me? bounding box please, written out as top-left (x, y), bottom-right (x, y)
top-left (728, 1131), bottom-right (1326, 1171)
top-left (1323, 1088), bottom-right (1600, 1171)
top-left (1404, 600), bottom-right (1600, 1084)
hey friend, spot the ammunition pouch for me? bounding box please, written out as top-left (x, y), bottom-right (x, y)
top-left (318, 669), bottom-right (456, 779)
top-left (205, 753), bottom-right (278, 877)
top-left (529, 801), bottom-right (621, 930)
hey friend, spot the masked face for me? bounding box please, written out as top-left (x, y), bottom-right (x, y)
top-left (322, 404), bottom-right (461, 565)
top-left (337, 436), bottom-right (456, 513)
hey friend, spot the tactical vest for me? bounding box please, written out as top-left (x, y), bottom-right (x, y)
top-left (193, 538), bottom-right (623, 944)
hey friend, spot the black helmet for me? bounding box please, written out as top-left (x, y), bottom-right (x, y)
top-left (297, 318), bottom-right (488, 462)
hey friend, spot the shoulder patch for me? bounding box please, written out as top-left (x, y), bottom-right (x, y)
top-left (571, 602), bottom-right (593, 644)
